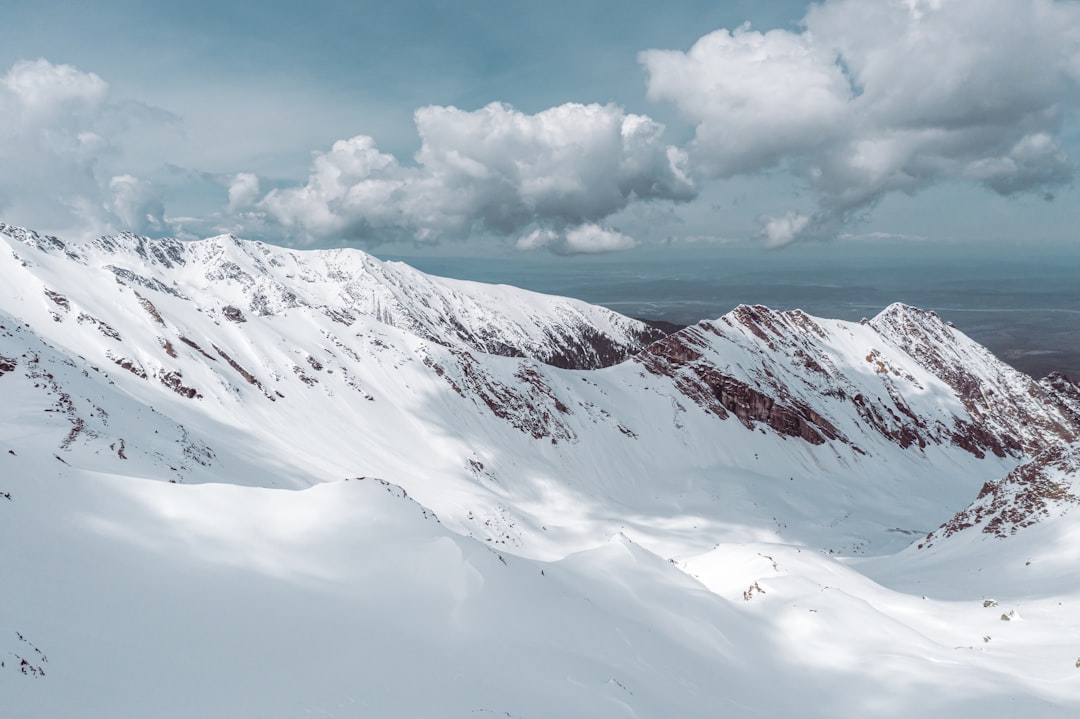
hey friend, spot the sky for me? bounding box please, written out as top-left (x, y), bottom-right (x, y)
top-left (1, 0), bottom-right (1079, 260)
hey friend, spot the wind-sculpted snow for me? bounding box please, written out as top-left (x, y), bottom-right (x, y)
top-left (4, 222), bottom-right (1080, 717)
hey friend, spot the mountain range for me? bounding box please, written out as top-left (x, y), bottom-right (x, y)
top-left (2, 222), bottom-right (1079, 718)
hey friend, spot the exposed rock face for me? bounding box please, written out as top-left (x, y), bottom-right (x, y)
top-left (922, 444), bottom-right (1080, 546)
top-left (713, 375), bottom-right (842, 445)
top-left (1042, 372), bottom-right (1080, 427)
top-left (637, 329), bottom-right (843, 446)
top-left (535, 323), bottom-right (667, 370)
top-left (638, 303), bottom-right (1080, 457)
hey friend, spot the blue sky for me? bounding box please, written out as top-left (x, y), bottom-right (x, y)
top-left (1, 0), bottom-right (1078, 258)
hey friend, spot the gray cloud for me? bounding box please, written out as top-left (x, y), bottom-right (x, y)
top-left (641, 0), bottom-right (1080, 245)
top-left (106, 174), bottom-right (165, 235)
top-left (253, 101), bottom-right (696, 246)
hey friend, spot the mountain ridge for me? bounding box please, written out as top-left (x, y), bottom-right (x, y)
top-left (0, 222), bottom-right (664, 370)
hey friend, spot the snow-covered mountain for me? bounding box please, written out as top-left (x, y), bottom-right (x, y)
top-left (640, 303), bottom-right (1077, 456)
top-left (3, 224), bottom-right (1079, 718)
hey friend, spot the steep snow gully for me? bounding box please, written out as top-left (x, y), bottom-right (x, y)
top-left (3, 223), bottom-right (1080, 718)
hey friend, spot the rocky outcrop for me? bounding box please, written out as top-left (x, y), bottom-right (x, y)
top-left (159, 370), bottom-right (201, 399)
top-left (222, 305), bottom-right (247, 323)
top-left (921, 444), bottom-right (1080, 546)
top-left (1042, 372), bottom-right (1080, 427)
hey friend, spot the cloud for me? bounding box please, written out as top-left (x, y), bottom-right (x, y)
top-left (516, 223), bottom-right (638, 255)
top-left (0, 59), bottom-right (174, 238)
top-left (641, 23), bottom-right (851, 177)
top-left (255, 101), bottom-right (695, 245)
top-left (106, 174), bottom-right (165, 235)
top-left (837, 230), bottom-right (928, 242)
top-left (516, 228), bottom-right (560, 252)
top-left (760, 211), bottom-right (813, 249)
top-left (2, 58), bottom-right (108, 116)
top-left (640, 0), bottom-right (1080, 244)
top-left (227, 172), bottom-right (261, 211)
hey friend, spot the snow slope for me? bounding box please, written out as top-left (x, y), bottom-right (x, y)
top-left (3, 224), bottom-right (1080, 717)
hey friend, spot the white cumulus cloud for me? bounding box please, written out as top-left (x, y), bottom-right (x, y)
top-left (641, 24), bottom-right (852, 177)
top-left (256, 101), bottom-right (695, 245)
top-left (0, 59), bottom-right (173, 238)
top-left (640, 0), bottom-right (1080, 244)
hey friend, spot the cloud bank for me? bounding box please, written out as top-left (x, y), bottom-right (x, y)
top-left (253, 102), bottom-right (694, 252)
top-left (641, 0), bottom-right (1080, 245)
top-left (3, 1), bottom-right (1079, 252)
